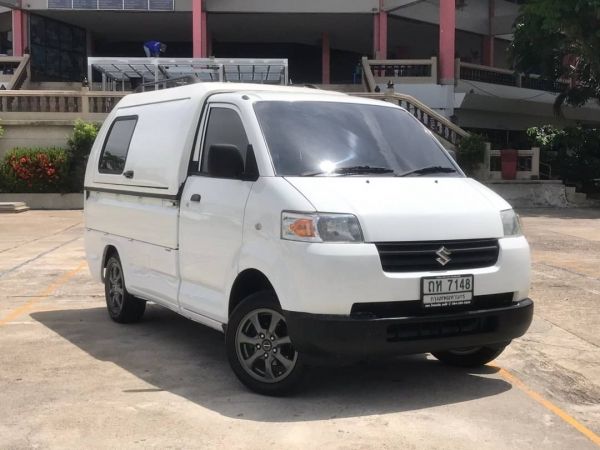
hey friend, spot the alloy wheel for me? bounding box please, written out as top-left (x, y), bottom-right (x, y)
top-left (235, 308), bottom-right (297, 383)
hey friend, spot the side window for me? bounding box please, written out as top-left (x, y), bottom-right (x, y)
top-left (98, 117), bottom-right (137, 174)
top-left (200, 107), bottom-right (249, 174)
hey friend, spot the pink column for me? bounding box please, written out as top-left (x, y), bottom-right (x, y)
top-left (373, 1), bottom-right (388, 59)
top-left (439, 0), bottom-right (456, 84)
top-left (12, 9), bottom-right (24, 57)
top-left (192, 0), bottom-right (207, 58)
top-left (321, 32), bottom-right (330, 84)
top-left (483, 0), bottom-right (495, 66)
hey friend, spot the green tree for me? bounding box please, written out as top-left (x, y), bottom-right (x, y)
top-left (511, 0), bottom-right (600, 113)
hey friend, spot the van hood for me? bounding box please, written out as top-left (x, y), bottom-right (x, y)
top-left (284, 177), bottom-right (510, 242)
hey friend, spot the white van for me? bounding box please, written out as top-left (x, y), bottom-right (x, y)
top-left (84, 82), bottom-right (533, 395)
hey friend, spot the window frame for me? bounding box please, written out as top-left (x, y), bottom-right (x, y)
top-left (194, 104), bottom-right (251, 179)
top-left (98, 115), bottom-right (138, 175)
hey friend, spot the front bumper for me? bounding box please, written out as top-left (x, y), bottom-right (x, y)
top-left (285, 298), bottom-right (533, 361)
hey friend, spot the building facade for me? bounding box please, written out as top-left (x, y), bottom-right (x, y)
top-left (1, 0), bottom-right (519, 84)
top-left (1, 0), bottom-right (599, 148)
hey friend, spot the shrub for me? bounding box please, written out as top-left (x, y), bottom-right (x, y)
top-left (527, 125), bottom-right (600, 193)
top-left (0, 148), bottom-right (70, 193)
top-left (66, 120), bottom-right (100, 191)
top-left (457, 133), bottom-right (487, 177)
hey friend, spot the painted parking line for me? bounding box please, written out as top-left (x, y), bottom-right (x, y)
top-left (0, 260), bottom-right (86, 326)
top-left (495, 366), bottom-right (600, 447)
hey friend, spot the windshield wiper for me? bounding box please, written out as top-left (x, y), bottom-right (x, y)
top-left (302, 165), bottom-right (395, 177)
top-left (396, 166), bottom-right (457, 177)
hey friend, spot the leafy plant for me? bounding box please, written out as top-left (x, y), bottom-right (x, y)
top-left (527, 125), bottom-right (600, 192)
top-left (0, 147), bottom-right (70, 193)
top-left (66, 120), bottom-right (100, 191)
top-left (511, 0), bottom-right (600, 114)
top-left (457, 133), bottom-right (487, 177)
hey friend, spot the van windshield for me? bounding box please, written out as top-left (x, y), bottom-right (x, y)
top-left (253, 101), bottom-right (460, 177)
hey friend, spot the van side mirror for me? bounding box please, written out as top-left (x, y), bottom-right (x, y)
top-left (207, 144), bottom-right (245, 179)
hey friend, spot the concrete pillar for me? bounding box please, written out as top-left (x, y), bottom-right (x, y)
top-left (192, 0), bottom-right (207, 58)
top-left (373, 0), bottom-right (387, 59)
top-left (482, 0), bottom-right (495, 66)
top-left (11, 9), bottom-right (26, 57)
top-left (439, 0), bottom-right (456, 84)
top-left (321, 32), bottom-right (330, 84)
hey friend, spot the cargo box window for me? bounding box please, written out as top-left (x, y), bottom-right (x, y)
top-left (98, 117), bottom-right (138, 174)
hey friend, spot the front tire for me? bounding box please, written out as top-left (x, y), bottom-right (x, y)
top-left (226, 291), bottom-right (305, 396)
top-left (104, 254), bottom-right (146, 324)
top-left (432, 344), bottom-right (507, 367)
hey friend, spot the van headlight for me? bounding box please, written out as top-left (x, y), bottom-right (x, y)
top-left (281, 212), bottom-right (363, 243)
top-left (501, 209), bottom-right (522, 236)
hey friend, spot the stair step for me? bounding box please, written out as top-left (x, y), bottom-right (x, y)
top-left (0, 202), bottom-right (30, 213)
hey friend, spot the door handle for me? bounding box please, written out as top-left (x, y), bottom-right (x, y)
top-left (190, 194), bottom-right (201, 202)
top-left (123, 170), bottom-right (134, 179)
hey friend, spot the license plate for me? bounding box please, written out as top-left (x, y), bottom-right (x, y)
top-left (421, 275), bottom-right (473, 308)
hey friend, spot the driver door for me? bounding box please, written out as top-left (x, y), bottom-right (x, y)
top-left (178, 104), bottom-right (255, 323)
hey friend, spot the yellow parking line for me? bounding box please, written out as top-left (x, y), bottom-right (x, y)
top-left (0, 261), bottom-right (86, 326)
top-left (496, 366), bottom-right (600, 447)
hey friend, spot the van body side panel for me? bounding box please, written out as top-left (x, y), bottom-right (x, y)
top-left (85, 191), bottom-right (179, 249)
top-left (236, 177), bottom-right (317, 313)
top-left (85, 192), bottom-right (180, 307)
top-left (92, 98), bottom-right (197, 195)
top-left (84, 227), bottom-right (180, 309)
top-left (178, 177), bottom-right (254, 323)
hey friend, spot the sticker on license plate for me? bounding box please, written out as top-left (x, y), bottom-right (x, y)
top-left (421, 275), bottom-right (474, 308)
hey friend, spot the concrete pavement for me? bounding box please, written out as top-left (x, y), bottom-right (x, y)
top-left (0, 209), bottom-right (599, 449)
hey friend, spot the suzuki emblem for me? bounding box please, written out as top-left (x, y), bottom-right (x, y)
top-left (435, 246), bottom-right (452, 266)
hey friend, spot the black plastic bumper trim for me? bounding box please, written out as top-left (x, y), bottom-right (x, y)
top-left (284, 298), bottom-right (533, 361)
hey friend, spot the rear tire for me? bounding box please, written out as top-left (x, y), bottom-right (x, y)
top-left (104, 254), bottom-right (146, 324)
top-left (432, 344), bottom-right (507, 367)
top-left (226, 290), bottom-right (306, 396)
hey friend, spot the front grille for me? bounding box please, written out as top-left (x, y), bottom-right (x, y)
top-left (351, 293), bottom-right (514, 319)
top-left (387, 316), bottom-right (498, 342)
top-left (375, 238), bottom-right (499, 272)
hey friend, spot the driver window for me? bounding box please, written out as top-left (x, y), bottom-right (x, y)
top-left (200, 107), bottom-right (249, 174)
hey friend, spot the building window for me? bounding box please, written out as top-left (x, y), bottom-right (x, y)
top-left (99, 117), bottom-right (138, 174)
top-left (29, 14), bottom-right (86, 82)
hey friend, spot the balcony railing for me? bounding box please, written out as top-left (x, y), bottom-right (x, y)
top-left (362, 56), bottom-right (568, 95)
top-left (0, 89), bottom-right (127, 119)
top-left (458, 61), bottom-right (569, 93)
top-left (362, 57), bottom-right (438, 86)
top-left (458, 62), bottom-right (518, 87)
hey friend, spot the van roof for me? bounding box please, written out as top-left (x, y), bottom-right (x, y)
top-left (116, 82), bottom-right (348, 109)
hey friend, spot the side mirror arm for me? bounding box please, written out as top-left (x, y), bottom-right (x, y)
top-left (241, 144), bottom-right (260, 182)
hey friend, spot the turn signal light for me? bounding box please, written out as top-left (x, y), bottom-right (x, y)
top-left (288, 218), bottom-right (316, 237)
